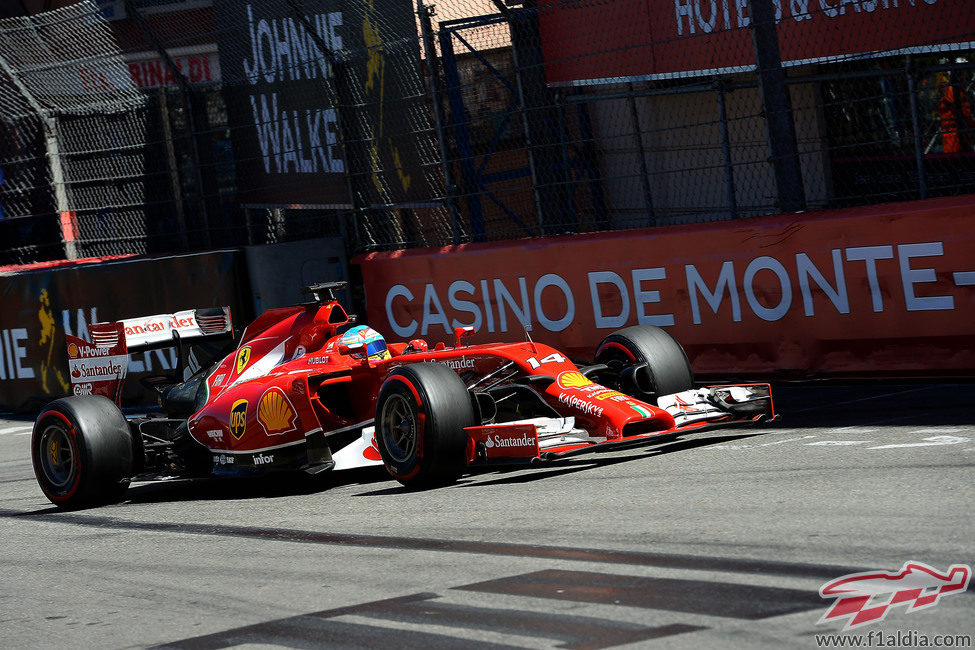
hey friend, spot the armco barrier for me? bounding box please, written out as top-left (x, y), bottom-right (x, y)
top-left (0, 250), bottom-right (247, 411)
top-left (357, 195), bottom-right (975, 378)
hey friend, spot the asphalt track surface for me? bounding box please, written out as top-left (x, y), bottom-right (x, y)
top-left (1, 382), bottom-right (973, 649)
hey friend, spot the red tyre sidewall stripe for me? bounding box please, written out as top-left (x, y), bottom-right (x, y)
top-left (33, 410), bottom-right (84, 503)
top-left (385, 376), bottom-right (426, 478)
top-left (388, 375), bottom-right (422, 407)
top-left (600, 341), bottom-right (637, 361)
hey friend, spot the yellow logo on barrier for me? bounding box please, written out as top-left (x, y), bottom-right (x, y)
top-left (229, 399), bottom-right (248, 440)
top-left (236, 347), bottom-right (251, 375)
top-left (257, 388), bottom-right (297, 436)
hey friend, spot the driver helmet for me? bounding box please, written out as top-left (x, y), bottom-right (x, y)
top-left (339, 325), bottom-right (391, 361)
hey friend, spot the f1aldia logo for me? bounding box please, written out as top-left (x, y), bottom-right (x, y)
top-left (818, 561), bottom-right (970, 630)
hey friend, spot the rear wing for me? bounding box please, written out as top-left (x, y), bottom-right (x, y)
top-left (67, 307), bottom-right (233, 404)
top-left (89, 307), bottom-right (233, 353)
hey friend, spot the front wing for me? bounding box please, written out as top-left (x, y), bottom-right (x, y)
top-left (465, 383), bottom-right (775, 466)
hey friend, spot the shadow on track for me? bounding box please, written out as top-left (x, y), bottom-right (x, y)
top-left (770, 382), bottom-right (975, 428)
top-left (11, 466), bottom-right (392, 514)
top-left (354, 432), bottom-right (768, 495)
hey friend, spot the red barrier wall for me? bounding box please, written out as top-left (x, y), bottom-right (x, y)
top-left (0, 251), bottom-right (247, 411)
top-left (356, 195), bottom-right (975, 378)
top-left (538, 0), bottom-right (975, 83)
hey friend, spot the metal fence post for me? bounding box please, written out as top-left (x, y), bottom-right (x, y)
top-left (509, 0), bottom-right (571, 235)
top-left (627, 83), bottom-right (655, 226)
top-left (156, 88), bottom-right (190, 250)
top-left (283, 0), bottom-right (368, 249)
top-left (439, 26), bottom-right (485, 241)
top-left (124, 0), bottom-right (211, 248)
top-left (906, 56), bottom-right (929, 200)
top-left (0, 52), bottom-right (76, 259)
top-left (749, 0), bottom-right (806, 213)
top-left (418, 2), bottom-right (461, 244)
top-left (715, 80), bottom-right (739, 220)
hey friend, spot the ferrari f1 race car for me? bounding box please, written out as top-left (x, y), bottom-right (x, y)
top-left (32, 281), bottom-right (774, 508)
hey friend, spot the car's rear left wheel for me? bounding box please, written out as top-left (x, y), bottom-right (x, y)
top-left (32, 396), bottom-right (134, 509)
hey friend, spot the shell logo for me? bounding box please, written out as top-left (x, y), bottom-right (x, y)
top-left (257, 388), bottom-right (297, 436)
top-left (67, 343), bottom-right (79, 359)
top-left (557, 371), bottom-right (593, 389)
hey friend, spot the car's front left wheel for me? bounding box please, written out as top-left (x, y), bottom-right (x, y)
top-left (375, 363), bottom-right (475, 488)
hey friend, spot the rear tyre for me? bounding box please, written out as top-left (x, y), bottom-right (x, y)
top-left (595, 325), bottom-right (694, 399)
top-left (375, 363), bottom-right (476, 488)
top-left (32, 396), bottom-right (134, 509)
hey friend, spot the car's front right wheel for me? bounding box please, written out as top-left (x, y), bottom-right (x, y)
top-left (595, 325), bottom-right (694, 400)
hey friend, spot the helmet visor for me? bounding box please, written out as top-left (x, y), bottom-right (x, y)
top-left (365, 340), bottom-right (390, 360)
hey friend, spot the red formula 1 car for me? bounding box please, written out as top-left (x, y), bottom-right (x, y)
top-left (31, 282), bottom-right (774, 508)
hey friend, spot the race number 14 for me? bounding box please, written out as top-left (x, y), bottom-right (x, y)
top-left (526, 353), bottom-right (566, 369)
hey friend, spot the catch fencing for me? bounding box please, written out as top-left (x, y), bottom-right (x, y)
top-left (0, 0), bottom-right (972, 264)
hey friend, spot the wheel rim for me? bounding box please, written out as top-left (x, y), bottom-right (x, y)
top-left (38, 423), bottom-right (76, 489)
top-left (380, 393), bottom-right (417, 463)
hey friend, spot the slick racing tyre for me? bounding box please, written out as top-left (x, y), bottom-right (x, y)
top-left (595, 325), bottom-right (694, 400)
top-left (32, 396), bottom-right (134, 509)
top-left (376, 363), bottom-right (476, 488)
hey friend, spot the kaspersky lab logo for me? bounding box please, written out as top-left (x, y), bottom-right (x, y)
top-left (817, 561), bottom-right (971, 631)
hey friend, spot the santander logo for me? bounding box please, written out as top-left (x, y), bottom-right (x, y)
top-left (485, 432), bottom-right (535, 449)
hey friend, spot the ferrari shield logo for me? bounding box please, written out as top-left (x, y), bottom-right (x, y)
top-left (235, 347), bottom-right (251, 375)
top-left (229, 399), bottom-right (248, 440)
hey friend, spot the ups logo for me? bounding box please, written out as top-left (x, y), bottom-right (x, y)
top-left (230, 399), bottom-right (248, 440)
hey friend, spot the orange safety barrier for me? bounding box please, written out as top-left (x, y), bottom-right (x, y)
top-left (357, 195), bottom-right (975, 377)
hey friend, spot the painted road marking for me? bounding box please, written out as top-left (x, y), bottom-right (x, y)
top-left (709, 432), bottom-right (973, 451)
top-left (805, 441), bottom-right (871, 446)
top-left (868, 435), bottom-right (971, 450)
top-left (709, 436), bottom-right (816, 450)
top-left (0, 426), bottom-right (31, 435)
